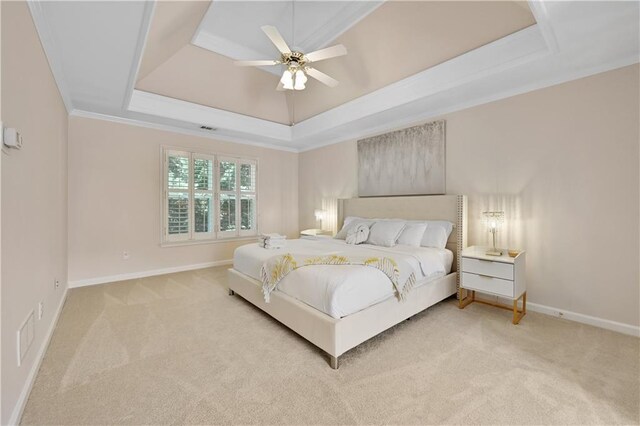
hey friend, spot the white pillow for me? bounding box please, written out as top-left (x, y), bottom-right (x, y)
top-left (335, 218), bottom-right (371, 240)
top-left (421, 221), bottom-right (454, 249)
top-left (366, 221), bottom-right (406, 247)
top-left (346, 223), bottom-right (370, 245)
top-left (397, 222), bottom-right (428, 247)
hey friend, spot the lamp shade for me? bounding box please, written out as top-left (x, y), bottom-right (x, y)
top-left (294, 70), bottom-right (307, 90)
top-left (483, 211), bottom-right (504, 230)
top-left (280, 69), bottom-right (294, 90)
top-left (314, 209), bottom-right (325, 221)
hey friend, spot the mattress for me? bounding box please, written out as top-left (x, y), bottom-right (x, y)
top-left (233, 238), bottom-right (453, 319)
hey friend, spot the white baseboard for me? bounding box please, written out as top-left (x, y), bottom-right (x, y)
top-left (527, 302), bottom-right (640, 337)
top-left (8, 287), bottom-right (69, 426)
top-left (473, 294), bottom-right (639, 337)
top-left (68, 260), bottom-right (233, 288)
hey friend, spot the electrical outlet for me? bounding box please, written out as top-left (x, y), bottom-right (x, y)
top-left (122, 250), bottom-right (130, 260)
top-left (38, 301), bottom-right (44, 320)
top-left (53, 278), bottom-right (60, 290)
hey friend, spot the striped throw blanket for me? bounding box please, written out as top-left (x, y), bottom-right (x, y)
top-left (260, 254), bottom-right (417, 303)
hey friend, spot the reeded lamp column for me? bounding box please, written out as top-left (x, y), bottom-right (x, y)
top-left (483, 211), bottom-right (505, 256)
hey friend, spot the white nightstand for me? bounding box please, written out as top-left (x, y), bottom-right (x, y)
top-left (300, 229), bottom-right (332, 239)
top-left (459, 246), bottom-right (526, 324)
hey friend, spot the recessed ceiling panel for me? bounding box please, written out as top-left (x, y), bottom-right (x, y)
top-left (192, 0), bottom-right (383, 73)
top-left (137, 1), bottom-right (210, 81)
top-left (136, 0), bottom-right (534, 124)
top-left (291, 1), bottom-right (536, 122)
top-left (137, 45), bottom-right (292, 125)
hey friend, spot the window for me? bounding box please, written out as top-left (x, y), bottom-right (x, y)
top-left (163, 148), bottom-right (257, 243)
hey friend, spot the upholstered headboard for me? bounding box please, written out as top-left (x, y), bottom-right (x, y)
top-left (337, 195), bottom-right (468, 287)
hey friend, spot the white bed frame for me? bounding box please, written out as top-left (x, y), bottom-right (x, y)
top-left (227, 195), bottom-right (467, 369)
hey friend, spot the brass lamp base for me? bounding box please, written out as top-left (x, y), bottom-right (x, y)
top-left (485, 249), bottom-right (503, 256)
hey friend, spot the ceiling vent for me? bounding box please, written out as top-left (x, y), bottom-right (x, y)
top-left (200, 125), bottom-right (216, 131)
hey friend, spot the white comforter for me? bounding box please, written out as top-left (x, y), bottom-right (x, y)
top-left (233, 238), bottom-right (453, 319)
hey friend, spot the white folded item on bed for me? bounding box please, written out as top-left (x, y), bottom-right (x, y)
top-left (259, 233), bottom-right (287, 249)
top-left (233, 238), bottom-right (453, 319)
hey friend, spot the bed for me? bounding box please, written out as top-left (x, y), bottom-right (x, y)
top-left (227, 195), bottom-right (468, 369)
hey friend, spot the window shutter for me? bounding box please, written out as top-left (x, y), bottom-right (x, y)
top-left (165, 151), bottom-right (191, 241)
top-left (162, 148), bottom-right (258, 243)
top-left (217, 157), bottom-right (238, 238)
top-left (239, 161), bottom-right (257, 236)
top-left (193, 154), bottom-right (215, 239)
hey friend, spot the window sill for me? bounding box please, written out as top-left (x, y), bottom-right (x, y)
top-left (160, 235), bottom-right (258, 248)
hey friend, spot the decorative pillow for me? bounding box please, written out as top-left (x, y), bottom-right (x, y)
top-left (346, 223), bottom-right (370, 245)
top-left (335, 217), bottom-right (367, 240)
top-left (366, 220), bottom-right (406, 247)
top-left (421, 221), bottom-right (454, 249)
top-left (396, 222), bottom-right (428, 247)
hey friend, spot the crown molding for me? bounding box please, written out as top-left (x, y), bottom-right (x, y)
top-left (127, 90), bottom-right (293, 142)
top-left (293, 24), bottom-right (548, 141)
top-left (69, 109), bottom-right (299, 153)
top-left (297, 53), bottom-right (639, 152)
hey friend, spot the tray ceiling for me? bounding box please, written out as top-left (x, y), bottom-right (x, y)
top-left (136, 1), bottom-right (535, 124)
top-left (28, 1), bottom-right (640, 151)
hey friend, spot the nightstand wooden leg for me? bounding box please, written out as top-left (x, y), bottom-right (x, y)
top-left (459, 289), bottom-right (475, 309)
top-left (512, 292), bottom-right (526, 324)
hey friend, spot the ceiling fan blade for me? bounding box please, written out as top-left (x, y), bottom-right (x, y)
top-left (306, 67), bottom-right (339, 87)
top-left (276, 81), bottom-right (285, 91)
top-left (261, 25), bottom-right (291, 55)
top-left (234, 60), bottom-right (280, 67)
top-left (304, 44), bottom-right (347, 63)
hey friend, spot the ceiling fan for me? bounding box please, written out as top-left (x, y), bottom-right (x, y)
top-left (234, 25), bottom-right (347, 91)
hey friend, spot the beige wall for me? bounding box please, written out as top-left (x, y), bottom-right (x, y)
top-left (299, 64), bottom-right (640, 328)
top-left (1, 2), bottom-right (69, 424)
top-left (67, 117), bottom-right (298, 283)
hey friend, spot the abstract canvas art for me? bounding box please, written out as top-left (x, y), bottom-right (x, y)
top-left (358, 120), bottom-right (446, 196)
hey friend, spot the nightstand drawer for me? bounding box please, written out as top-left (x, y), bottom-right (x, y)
top-left (462, 257), bottom-right (513, 280)
top-left (461, 272), bottom-right (514, 298)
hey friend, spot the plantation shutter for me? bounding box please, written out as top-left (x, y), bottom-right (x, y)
top-left (162, 148), bottom-right (258, 243)
top-left (165, 150), bottom-right (190, 241)
top-left (217, 157), bottom-right (239, 238)
top-left (239, 160), bottom-right (257, 236)
top-left (193, 154), bottom-right (215, 239)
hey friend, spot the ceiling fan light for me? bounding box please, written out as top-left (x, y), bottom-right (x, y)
top-left (294, 69), bottom-right (307, 90)
top-left (280, 69), bottom-right (294, 90)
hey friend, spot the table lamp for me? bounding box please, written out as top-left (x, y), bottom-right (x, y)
top-left (483, 211), bottom-right (504, 256)
top-left (314, 209), bottom-right (326, 229)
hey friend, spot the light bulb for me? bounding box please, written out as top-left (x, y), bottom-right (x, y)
top-left (280, 69), bottom-right (294, 90)
top-left (294, 69), bottom-right (307, 90)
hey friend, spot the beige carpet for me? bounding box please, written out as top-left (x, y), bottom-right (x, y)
top-left (21, 267), bottom-right (639, 425)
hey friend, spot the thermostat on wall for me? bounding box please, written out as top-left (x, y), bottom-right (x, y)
top-left (2, 126), bottom-right (23, 149)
